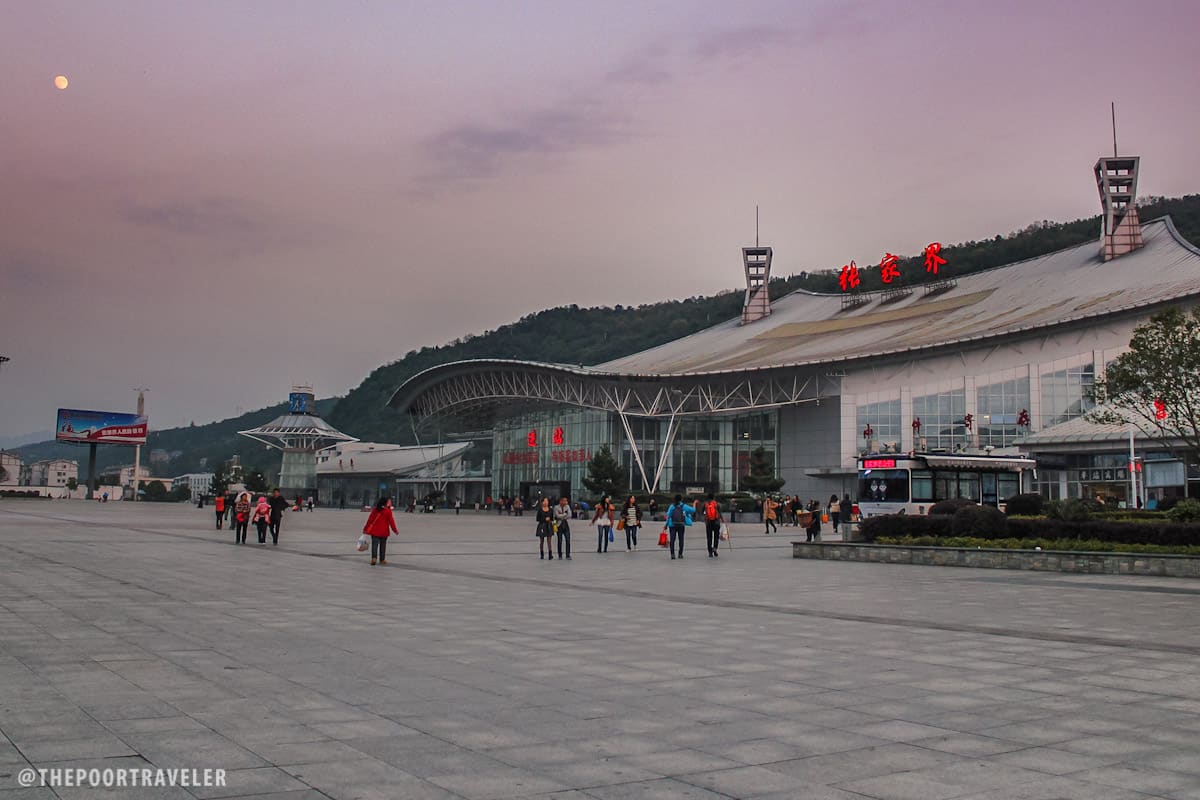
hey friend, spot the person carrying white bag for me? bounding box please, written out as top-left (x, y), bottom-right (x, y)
top-left (362, 496), bottom-right (398, 565)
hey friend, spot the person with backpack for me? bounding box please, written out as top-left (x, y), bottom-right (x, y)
top-left (665, 494), bottom-right (694, 560)
top-left (621, 495), bottom-right (642, 551)
top-left (702, 493), bottom-right (724, 558)
top-left (591, 495), bottom-right (615, 553)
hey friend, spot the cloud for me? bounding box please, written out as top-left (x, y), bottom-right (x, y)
top-left (418, 98), bottom-right (627, 187)
top-left (693, 25), bottom-right (797, 62)
top-left (123, 196), bottom-right (263, 239)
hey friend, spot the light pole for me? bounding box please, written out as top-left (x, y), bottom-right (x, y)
top-left (133, 388), bottom-right (147, 501)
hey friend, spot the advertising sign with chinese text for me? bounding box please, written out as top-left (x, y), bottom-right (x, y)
top-left (55, 409), bottom-right (149, 445)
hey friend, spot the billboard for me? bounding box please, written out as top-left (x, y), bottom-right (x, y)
top-left (55, 409), bottom-right (148, 445)
top-left (288, 392), bottom-right (309, 413)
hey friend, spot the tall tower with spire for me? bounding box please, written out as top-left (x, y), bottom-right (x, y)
top-left (1094, 104), bottom-right (1143, 261)
top-left (741, 207), bottom-right (772, 325)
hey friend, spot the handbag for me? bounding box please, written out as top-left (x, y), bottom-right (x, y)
top-left (356, 534), bottom-right (369, 552)
top-left (658, 529), bottom-right (669, 547)
top-left (616, 519), bottom-right (625, 531)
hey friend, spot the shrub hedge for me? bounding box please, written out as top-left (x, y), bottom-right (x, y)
top-left (873, 535), bottom-right (1200, 555)
top-left (929, 498), bottom-right (977, 516)
top-left (1003, 493), bottom-right (1043, 516)
top-left (860, 512), bottom-right (1200, 547)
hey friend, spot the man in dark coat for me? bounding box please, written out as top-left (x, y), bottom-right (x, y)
top-left (268, 489), bottom-right (290, 545)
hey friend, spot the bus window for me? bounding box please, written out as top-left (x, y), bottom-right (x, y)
top-left (998, 474), bottom-right (1020, 502)
top-left (958, 473), bottom-right (981, 502)
top-left (934, 471), bottom-right (957, 500)
top-left (859, 469), bottom-right (910, 502)
top-left (912, 470), bottom-right (933, 502)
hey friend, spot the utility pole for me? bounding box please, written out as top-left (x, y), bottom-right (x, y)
top-left (133, 388), bottom-right (147, 501)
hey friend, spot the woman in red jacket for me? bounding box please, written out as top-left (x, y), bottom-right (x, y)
top-left (364, 496), bottom-right (398, 565)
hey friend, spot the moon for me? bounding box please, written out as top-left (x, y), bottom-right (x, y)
top-left (54, 75), bottom-right (69, 90)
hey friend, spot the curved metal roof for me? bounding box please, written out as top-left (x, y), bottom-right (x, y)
top-left (389, 217), bottom-right (1200, 420)
top-left (239, 413), bottom-right (358, 450)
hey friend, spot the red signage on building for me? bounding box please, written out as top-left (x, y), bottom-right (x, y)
top-left (553, 427), bottom-right (565, 445)
top-left (526, 429), bottom-right (537, 447)
top-left (862, 458), bottom-right (896, 469)
top-left (880, 253), bottom-right (900, 285)
top-left (923, 242), bottom-right (946, 274)
top-left (838, 261), bottom-right (861, 292)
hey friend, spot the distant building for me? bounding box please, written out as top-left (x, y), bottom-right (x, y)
top-left (316, 441), bottom-right (490, 508)
top-left (172, 473), bottom-right (214, 497)
top-left (149, 449), bottom-right (171, 465)
top-left (0, 451), bottom-right (21, 486)
top-left (28, 459), bottom-right (78, 488)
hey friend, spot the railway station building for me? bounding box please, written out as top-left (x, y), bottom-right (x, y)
top-left (390, 154), bottom-right (1200, 506)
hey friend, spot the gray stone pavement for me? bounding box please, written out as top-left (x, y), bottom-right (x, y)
top-left (1, 502), bottom-right (1199, 800)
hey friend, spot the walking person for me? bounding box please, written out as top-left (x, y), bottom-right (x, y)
top-left (454, 498), bottom-right (461, 515)
top-left (536, 497), bottom-right (555, 560)
top-left (806, 499), bottom-right (822, 542)
top-left (592, 495), bottom-right (615, 553)
top-left (554, 496), bottom-right (572, 559)
top-left (268, 488), bottom-right (289, 545)
top-left (252, 496), bottom-right (271, 544)
top-left (665, 494), bottom-right (694, 559)
top-left (763, 496), bottom-right (778, 534)
top-left (828, 494), bottom-right (841, 535)
top-left (363, 495), bottom-right (398, 565)
top-left (647, 497), bottom-right (658, 521)
top-left (621, 496), bottom-right (642, 551)
top-left (213, 493), bottom-right (226, 529)
top-left (233, 491), bottom-right (251, 544)
top-left (702, 493), bottom-right (724, 557)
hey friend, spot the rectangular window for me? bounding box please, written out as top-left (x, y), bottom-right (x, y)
top-left (859, 468), bottom-right (909, 502)
top-left (911, 470), bottom-right (933, 501)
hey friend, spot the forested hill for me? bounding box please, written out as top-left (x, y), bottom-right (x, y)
top-left (327, 195), bottom-right (1200, 443)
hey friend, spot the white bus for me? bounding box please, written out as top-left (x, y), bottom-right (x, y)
top-left (857, 453), bottom-right (1035, 518)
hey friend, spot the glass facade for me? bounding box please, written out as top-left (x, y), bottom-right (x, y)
top-left (856, 398), bottom-right (901, 453)
top-left (977, 377), bottom-right (1030, 447)
top-left (912, 389), bottom-right (966, 451)
top-left (492, 408), bottom-right (779, 499)
top-left (1041, 363), bottom-right (1095, 429)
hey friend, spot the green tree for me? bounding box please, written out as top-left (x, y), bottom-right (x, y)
top-left (65, 477), bottom-right (78, 497)
top-left (211, 463), bottom-right (228, 497)
top-left (244, 471), bottom-right (269, 493)
top-left (582, 444), bottom-right (626, 499)
top-left (171, 485), bottom-right (192, 503)
top-left (1092, 307), bottom-right (1200, 465)
top-left (142, 480), bottom-right (168, 501)
top-left (739, 447), bottom-right (785, 494)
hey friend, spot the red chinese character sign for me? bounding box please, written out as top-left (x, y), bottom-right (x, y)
top-left (962, 413), bottom-right (974, 432)
top-left (1017, 409), bottom-right (1030, 428)
top-left (552, 427), bottom-right (565, 445)
top-left (862, 423), bottom-right (874, 440)
top-left (911, 417), bottom-right (921, 434)
top-left (839, 261), bottom-right (861, 292)
top-left (526, 429), bottom-right (537, 448)
top-left (880, 253), bottom-right (900, 285)
top-left (924, 242), bottom-right (947, 275)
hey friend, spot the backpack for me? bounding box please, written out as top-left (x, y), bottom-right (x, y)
top-left (670, 504), bottom-right (686, 525)
top-left (705, 500), bottom-right (719, 521)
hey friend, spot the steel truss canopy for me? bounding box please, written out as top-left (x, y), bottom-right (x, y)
top-left (239, 414), bottom-right (358, 452)
top-left (388, 359), bottom-right (834, 426)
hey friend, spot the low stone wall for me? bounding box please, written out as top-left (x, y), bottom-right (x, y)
top-left (792, 542), bottom-right (1200, 578)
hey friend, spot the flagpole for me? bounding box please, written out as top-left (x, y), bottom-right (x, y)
top-left (1128, 422), bottom-right (1137, 508)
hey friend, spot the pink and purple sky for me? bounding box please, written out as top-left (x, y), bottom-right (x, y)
top-left (3, 0), bottom-right (1199, 440)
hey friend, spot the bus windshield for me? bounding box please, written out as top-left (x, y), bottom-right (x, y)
top-left (859, 469), bottom-right (909, 503)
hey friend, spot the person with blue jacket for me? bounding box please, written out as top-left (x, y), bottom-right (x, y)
top-left (664, 494), bottom-right (695, 559)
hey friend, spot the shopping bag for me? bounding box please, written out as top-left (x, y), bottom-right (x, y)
top-left (616, 519), bottom-right (625, 531)
top-left (719, 523), bottom-right (729, 542)
top-left (356, 534), bottom-right (369, 552)
top-left (822, 513), bottom-right (829, 524)
top-left (608, 527), bottom-right (615, 542)
top-left (658, 529), bottom-right (669, 547)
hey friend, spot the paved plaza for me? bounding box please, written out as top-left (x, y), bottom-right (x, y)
top-left (1, 502), bottom-right (1200, 800)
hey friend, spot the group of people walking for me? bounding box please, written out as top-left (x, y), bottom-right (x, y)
top-left (214, 488), bottom-right (291, 545)
top-left (535, 493), bottom-right (726, 561)
top-left (762, 493), bottom-right (853, 541)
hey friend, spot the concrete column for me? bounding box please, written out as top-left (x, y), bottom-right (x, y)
top-left (900, 386), bottom-right (913, 453)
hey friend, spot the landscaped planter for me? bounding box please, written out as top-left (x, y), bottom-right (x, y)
top-left (792, 541), bottom-right (1200, 578)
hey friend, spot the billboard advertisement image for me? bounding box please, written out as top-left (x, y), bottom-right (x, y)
top-left (55, 409), bottom-right (149, 445)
